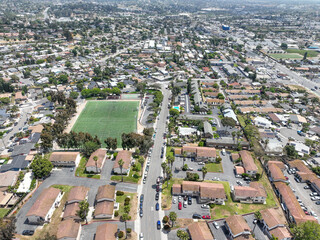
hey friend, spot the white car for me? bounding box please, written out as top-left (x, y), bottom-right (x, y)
top-left (201, 204), bottom-right (210, 209)
top-left (139, 233), bottom-right (144, 240)
top-left (178, 196), bottom-right (182, 202)
top-left (310, 192), bottom-right (318, 196)
top-left (172, 198), bottom-right (177, 204)
top-left (213, 222), bottom-right (220, 229)
top-left (198, 162), bottom-right (204, 165)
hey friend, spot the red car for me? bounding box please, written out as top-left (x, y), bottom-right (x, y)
top-left (285, 176), bottom-right (289, 180)
top-left (178, 202), bottom-right (182, 210)
top-left (202, 215), bottom-right (211, 219)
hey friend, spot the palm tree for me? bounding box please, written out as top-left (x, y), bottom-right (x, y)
top-left (167, 155), bottom-right (175, 170)
top-left (93, 156), bottom-right (98, 173)
top-left (232, 131), bottom-right (236, 143)
top-left (264, 139), bottom-right (269, 150)
top-left (201, 166), bottom-right (208, 181)
top-left (161, 162), bottom-right (167, 179)
top-left (138, 157), bottom-right (145, 176)
top-left (236, 131), bottom-right (242, 144)
top-left (253, 211), bottom-right (262, 233)
top-left (76, 200), bottom-right (89, 224)
top-left (121, 213), bottom-right (130, 239)
top-left (182, 151), bottom-right (187, 167)
top-left (119, 159), bottom-right (124, 182)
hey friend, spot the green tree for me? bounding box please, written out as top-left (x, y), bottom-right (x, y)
top-left (105, 137), bottom-right (117, 151)
top-left (76, 200), bottom-right (89, 224)
top-left (293, 221), bottom-right (320, 240)
top-left (177, 229), bottom-right (189, 240)
top-left (169, 108), bottom-right (180, 116)
top-left (0, 217), bottom-right (15, 240)
top-left (167, 155), bottom-right (175, 170)
top-left (69, 91), bottom-right (79, 99)
top-left (138, 157), bottom-right (145, 175)
top-left (285, 145), bottom-right (297, 158)
top-left (280, 43), bottom-right (288, 50)
top-left (201, 166), bottom-right (208, 181)
top-left (169, 212), bottom-right (177, 227)
top-left (83, 141), bottom-right (100, 157)
top-left (161, 162), bottom-right (167, 179)
top-left (221, 117), bottom-right (236, 127)
top-left (253, 211), bottom-right (262, 233)
top-left (216, 157), bottom-right (222, 163)
top-left (30, 156), bottom-right (53, 179)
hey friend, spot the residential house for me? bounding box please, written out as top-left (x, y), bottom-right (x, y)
top-left (260, 208), bottom-right (292, 240)
top-left (206, 137), bottom-right (250, 150)
top-left (289, 142), bottom-right (310, 156)
top-left (188, 222), bottom-right (214, 240)
top-left (57, 219), bottom-right (81, 240)
top-left (175, 146), bottom-right (216, 162)
top-left (49, 152), bottom-right (81, 167)
top-left (26, 187), bottom-right (63, 225)
top-left (172, 181), bottom-right (226, 204)
top-left (239, 150), bottom-right (258, 176)
top-left (273, 182), bottom-right (317, 224)
top-left (203, 121), bottom-right (213, 138)
top-left (95, 223), bottom-right (118, 240)
top-left (267, 161), bottom-right (288, 183)
top-left (85, 149), bottom-right (106, 173)
top-left (94, 185), bottom-right (116, 219)
top-left (66, 186), bottom-right (89, 205)
top-left (225, 215), bottom-right (253, 240)
top-left (113, 150), bottom-right (132, 175)
top-left (232, 182), bottom-right (267, 204)
top-left (288, 160), bottom-right (315, 183)
top-left (0, 171), bottom-right (18, 191)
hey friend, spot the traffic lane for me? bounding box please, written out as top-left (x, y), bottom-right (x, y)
top-left (140, 88), bottom-right (170, 240)
top-left (286, 172), bottom-right (320, 220)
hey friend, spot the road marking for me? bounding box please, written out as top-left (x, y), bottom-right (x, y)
top-left (151, 207), bottom-right (154, 211)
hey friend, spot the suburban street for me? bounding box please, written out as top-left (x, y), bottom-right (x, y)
top-left (138, 85), bottom-right (171, 240)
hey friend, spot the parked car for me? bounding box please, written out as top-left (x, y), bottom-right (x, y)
top-left (172, 197), bottom-right (177, 204)
top-left (139, 233), bottom-right (144, 240)
top-left (202, 215), bottom-right (211, 219)
top-left (140, 208), bottom-right (143, 217)
top-left (201, 204), bottom-right (210, 209)
top-left (156, 185), bottom-right (160, 192)
top-left (213, 222), bottom-right (219, 229)
top-left (178, 202), bottom-right (182, 210)
top-left (140, 194), bottom-right (144, 203)
top-left (198, 162), bottom-right (204, 165)
top-left (294, 177), bottom-right (300, 183)
top-left (304, 186), bottom-right (310, 189)
top-left (183, 200), bottom-right (187, 208)
top-left (157, 220), bottom-right (161, 230)
top-left (316, 201), bottom-right (320, 205)
top-left (178, 196), bottom-right (182, 202)
top-left (157, 177), bottom-right (161, 184)
top-left (310, 192), bottom-right (318, 196)
top-left (156, 202), bottom-right (159, 211)
top-left (192, 213), bottom-right (202, 219)
top-left (143, 177), bottom-right (147, 184)
top-left (22, 230), bottom-right (34, 236)
top-left (155, 192), bottom-right (159, 201)
top-left (188, 196), bottom-right (192, 205)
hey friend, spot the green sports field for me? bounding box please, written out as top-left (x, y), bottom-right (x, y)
top-left (269, 53), bottom-right (303, 59)
top-left (72, 101), bottom-right (139, 147)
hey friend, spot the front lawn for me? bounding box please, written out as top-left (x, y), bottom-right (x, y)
top-left (209, 177), bottom-right (278, 219)
top-left (161, 178), bottom-right (183, 210)
top-left (0, 208), bottom-right (10, 218)
top-left (75, 157), bottom-right (100, 179)
top-left (115, 192), bottom-right (137, 220)
top-left (205, 162), bottom-right (223, 172)
top-left (111, 166), bottom-right (141, 183)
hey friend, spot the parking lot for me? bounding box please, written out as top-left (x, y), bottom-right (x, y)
top-left (208, 213), bottom-right (268, 240)
top-left (285, 170), bottom-right (320, 221)
top-left (171, 152), bottom-right (249, 187)
top-left (165, 196), bottom-right (210, 219)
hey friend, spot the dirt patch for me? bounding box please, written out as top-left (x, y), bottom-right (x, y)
top-left (174, 218), bottom-right (195, 229)
top-left (64, 100), bottom-right (87, 133)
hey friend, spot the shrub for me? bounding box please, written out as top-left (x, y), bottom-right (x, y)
top-left (124, 205), bottom-right (130, 213)
top-left (118, 231), bottom-right (124, 238)
top-left (124, 197), bottom-right (131, 205)
top-left (126, 228), bottom-right (132, 233)
top-left (114, 211), bottom-right (119, 217)
top-left (182, 164), bottom-right (188, 171)
top-left (116, 191), bottom-right (124, 196)
top-left (163, 216), bottom-right (169, 223)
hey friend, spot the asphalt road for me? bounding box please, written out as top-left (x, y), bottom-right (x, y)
top-left (139, 86), bottom-right (170, 240)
